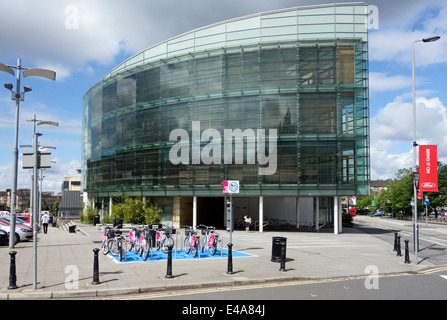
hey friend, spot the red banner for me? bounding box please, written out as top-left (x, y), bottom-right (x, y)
top-left (419, 145), bottom-right (438, 192)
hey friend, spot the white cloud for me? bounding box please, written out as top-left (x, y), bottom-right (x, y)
top-left (370, 95), bottom-right (447, 179)
top-left (369, 72), bottom-right (412, 93)
top-left (0, 158), bottom-right (81, 195)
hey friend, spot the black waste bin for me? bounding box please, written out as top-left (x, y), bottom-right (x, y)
top-left (271, 236), bottom-right (287, 262)
top-left (68, 225), bottom-right (77, 233)
top-left (113, 218), bottom-right (123, 228)
top-left (93, 215), bottom-right (100, 226)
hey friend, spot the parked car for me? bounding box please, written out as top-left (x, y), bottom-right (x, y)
top-left (17, 215), bottom-right (30, 223)
top-left (0, 218), bottom-right (33, 243)
top-left (0, 229), bottom-right (8, 245)
top-left (371, 211), bottom-right (384, 217)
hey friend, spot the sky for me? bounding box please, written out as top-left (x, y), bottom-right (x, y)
top-left (0, 0), bottom-right (446, 194)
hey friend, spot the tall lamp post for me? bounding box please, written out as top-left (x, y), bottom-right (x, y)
top-left (412, 36), bottom-right (441, 265)
top-left (0, 59), bottom-right (55, 248)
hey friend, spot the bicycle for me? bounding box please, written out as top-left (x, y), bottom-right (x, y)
top-left (198, 224), bottom-right (220, 256)
top-left (128, 226), bottom-right (144, 254)
top-left (189, 229), bottom-right (200, 258)
top-left (141, 227), bottom-right (156, 261)
top-left (182, 225), bottom-right (194, 254)
top-left (101, 226), bottom-right (114, 255)
top-left (107, 228), bottom-right (128, 261)
top-left (159, 227), bottom-right (175, 253)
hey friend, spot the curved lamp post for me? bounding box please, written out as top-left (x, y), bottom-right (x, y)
top-left (0, 59), bottom-right (55, 248)
top-left (412, 36), bottom-right (441, 264)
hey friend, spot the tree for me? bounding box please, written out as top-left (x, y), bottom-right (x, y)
top-left (111, 197), bottom-right (161, 224)
top-left (387, 168), bottom-right (413, 216)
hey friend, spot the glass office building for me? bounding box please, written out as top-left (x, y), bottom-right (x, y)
top-left (82, 3), bottom-right (370, 231)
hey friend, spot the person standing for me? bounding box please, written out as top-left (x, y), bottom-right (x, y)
top-left (41, 212), bottom-right (50, 234)
top-left (244, 215), bottom-right (252, 232)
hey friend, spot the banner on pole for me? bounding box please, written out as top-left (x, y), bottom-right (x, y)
top-left (419, 145), bottom-right (438, 192)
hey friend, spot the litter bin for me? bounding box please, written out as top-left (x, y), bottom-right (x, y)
top-left (271, 236), bottom-right (287, 262)
top-left (113, 218), bottom-right (123, 228)
top-left (93, 215), bottom-right (100, 226)
top-left (68, 225), bottom-right (77, 233)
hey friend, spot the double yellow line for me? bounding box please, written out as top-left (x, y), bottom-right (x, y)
top-left (418, 266), bottom-right (447, 275)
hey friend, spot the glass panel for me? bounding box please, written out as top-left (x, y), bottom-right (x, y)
top-left (298, 7), bottom-right (335, 16)
top-left (300, 93), bottom-right (337, 134)
top-left (337, 46), bottom-right (354, 84)
top-left (298, 15), bottom-right (334, 24)
top-left (261, 16), bottom-right (297, 27)
top-left (226, 16), bottom-right (260, 32)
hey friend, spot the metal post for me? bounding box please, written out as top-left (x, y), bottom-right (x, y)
top-left (32, 132), bottom-right (40, 289)
top-left (9, 58), bottom-right (21, 249)
top-left (8, 251), bottom-right (18, 289)
top-left (229, 194), bottom-right (233, 244)
top-left (396, 235), bottom-right (402, 257)
top-left (166, 244), bottom-right (173, 278)
top-left (279, 240), bottom-right (286, 272)
top-left (226, 243), bottom-right (234, 274)
top-left (393, 232), bottom-right (398, 251)
top-left (92, 248), bottom-right (101, 284)
top-left (404, 240), bottom-right (411, 264)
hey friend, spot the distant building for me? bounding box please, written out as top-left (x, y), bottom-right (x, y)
top-left (61, 176), bottom-right (81, 191)
top-left (59, 177), bottom-right (83, 218)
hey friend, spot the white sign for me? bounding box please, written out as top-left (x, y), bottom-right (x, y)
top-left (22, 152), bottom-right (52, 169)
top-left (223, 180), bottom-right (239, 194)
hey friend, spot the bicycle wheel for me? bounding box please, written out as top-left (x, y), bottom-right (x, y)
top-left (162, 236), bottom-right (174, 253)
top-left (192, 238), bottom-right (199, 258)
top-left (210, 239), bottom-right (217, 256)
top-left (108, 239), bottom-right (118, 255)
top-left (101, 239), bottom-right (109, 255)
top-left (201, 235), bottom-right (208, 253)
top-left (133, 237), bottom-right (140, 254)
top-left (142, 240), bottom-right (149, 261)
top-left (184, 236), bottom-right (191, 254)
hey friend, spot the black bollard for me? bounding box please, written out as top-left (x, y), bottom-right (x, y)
top-left (8, 251), bottom-right (18, 290)
top-left (92, 248), bottom-right (101, 285)
top-left (226, 243), bottom-right (234, 274)
top-left (393, 232), bottom-right (398, 251)
top-left (166, 244), bottom-right (173, 278)
top-left (396, 235), bottom-right (402, 256)
top-left (279, 240), bottom-right (286, 272)
top-left (404, 240), bottom-right (410, 264)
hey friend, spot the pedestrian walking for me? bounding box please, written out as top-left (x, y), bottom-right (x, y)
top-left (244, 215), bottom-right (252, 232)
top-left (41, 212), bottom-right (50, 234)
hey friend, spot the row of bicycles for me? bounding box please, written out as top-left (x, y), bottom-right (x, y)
top-left (183, 224), bottom-right (221, 258)
top-left (100, 223), bottom-right (221, 261)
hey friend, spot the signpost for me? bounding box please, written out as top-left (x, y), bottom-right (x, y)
top-left (223, 180), bottom-right (239, 244)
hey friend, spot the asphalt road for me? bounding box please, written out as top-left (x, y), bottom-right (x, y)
top-left (353, 215), bottom-right (447, 266)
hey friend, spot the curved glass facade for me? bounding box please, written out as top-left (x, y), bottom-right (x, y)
top-left (82, 3), bottom-right (370, 199)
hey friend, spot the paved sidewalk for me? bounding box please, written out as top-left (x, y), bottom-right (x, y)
top-left (0, 218), bottom-right (433, 300)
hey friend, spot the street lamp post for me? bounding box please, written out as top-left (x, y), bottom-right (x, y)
top-left (412, 36), bottom-right (441, 265)
top-left (0, 59), bottom-right (55, 249)
top-left (32, 121), bottom-right (58, 289)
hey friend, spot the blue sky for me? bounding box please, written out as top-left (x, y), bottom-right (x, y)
top-left (0, 0), bottom-right (446, 194)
